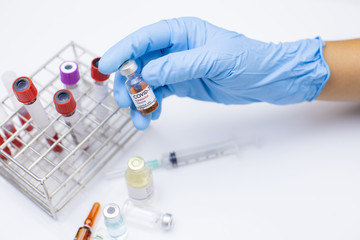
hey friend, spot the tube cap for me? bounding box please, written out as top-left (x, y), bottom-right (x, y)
top-left (60, 61), bottom-right (80, 85)
top-left (53, 89), bottom-right (76, 115)
top-left (13, 77), bottom-right (38, 104)
top-left (91, 57), bottom-right (110, 82)
top-left (120, 60), bottom-right (138, 76)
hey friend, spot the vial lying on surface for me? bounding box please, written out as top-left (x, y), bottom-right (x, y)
top-left (53, 89), bottom-right (89, 150)
top-left (12, 77), bottom-right (63, 153)
top-left (122, 199), bottom-right (173, 231)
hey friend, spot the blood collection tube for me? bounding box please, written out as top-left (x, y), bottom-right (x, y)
top-left (1, 71), bottom-right (33, 131)
top-left (59, 61), bottom-right (82, 104)
top-left (74, 202), bottom-right (101, 240)
top-left (0, 105), bottom-right (23, 148)
top-left (122, 199), bottom-right (173, 231)
top-left (0, 133), bottom-right (11, 161)
top-left (91, 57), bottom-right (110, 120)
top-left (53, 89), bottom-right (89, 150)
top-left (12, 77), bottom-right (63, 153)
top-left (120, 60), bottom-right (158, 115)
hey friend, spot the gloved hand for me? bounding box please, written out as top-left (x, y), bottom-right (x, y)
top-left (99, 17), bottom-right (330, 130)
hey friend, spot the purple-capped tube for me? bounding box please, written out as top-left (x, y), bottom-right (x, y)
top-left (60, 61), bottom-right (82, 110)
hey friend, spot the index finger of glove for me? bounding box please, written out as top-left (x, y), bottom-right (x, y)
top-left (99, 20), bottom-right (171, 74)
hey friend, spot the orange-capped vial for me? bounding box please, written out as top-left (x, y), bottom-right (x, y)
top-left (120, 60), bottom-right (158, 115)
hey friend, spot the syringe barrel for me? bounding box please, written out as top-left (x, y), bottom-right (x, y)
top-left (161, 140), bottom-right (239, 168)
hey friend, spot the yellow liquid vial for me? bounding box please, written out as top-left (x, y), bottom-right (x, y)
top-left (125, 156), bottom-right (154, 203)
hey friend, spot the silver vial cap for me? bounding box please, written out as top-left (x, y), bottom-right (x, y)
top-left (103, 203), bottom-right (121, 220)
top-left (161, 213), bottom-right (173, 230)
top-left (120, 60), bottom-right (138, 76)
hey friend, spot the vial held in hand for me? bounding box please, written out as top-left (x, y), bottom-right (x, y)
top-left (120, 60), bottom-right (158, 115)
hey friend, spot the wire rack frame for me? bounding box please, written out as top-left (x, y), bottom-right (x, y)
top-left (0, 42), bottom-right (138, 219)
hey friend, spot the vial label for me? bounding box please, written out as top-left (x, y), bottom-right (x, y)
top-left (130, 85), bottom-right (157, 111)
top-left (127, 181), bottom-right (154, 202)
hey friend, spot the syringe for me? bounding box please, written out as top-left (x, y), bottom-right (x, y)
top-left (106, 138), bottom-right (256, 179)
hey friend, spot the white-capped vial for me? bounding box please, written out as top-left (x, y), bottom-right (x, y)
top-left (120, 60), bottom-right (158, 115)
top-left (53, 89), bottom-right (89, 150)
top-left (13, 77), bottom-right (63, 153)
top-left (122, 199), bottom-right (173, 231)
top-left (59, 61), bottom-right (82, 106)
top-left (103, 203), bottom-right (128, 239)
top-left (91, 57), bottom-right (110, 121)
top-left (2, 71), bottom-right (33, 132)
top-left (125, 156), bottom-right (154, 203)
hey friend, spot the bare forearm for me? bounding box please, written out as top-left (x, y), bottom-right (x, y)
top-left (317, 39), bottom-right (360, 101)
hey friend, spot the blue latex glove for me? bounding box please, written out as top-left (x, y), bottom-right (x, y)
top-left (99, 17), bottom-right (330, 130)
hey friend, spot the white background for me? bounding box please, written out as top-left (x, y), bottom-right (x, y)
top-left (1, 0), bottom-right (360, 239)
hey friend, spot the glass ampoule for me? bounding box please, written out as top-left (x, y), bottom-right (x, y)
top-left (60, 61), bottom-right (82, 109)
top-left (122, 199), bottom-right (173, 231)
top-left (119, 60), bottom-right (158, 115)
top-left (53, 89), bottom-right (89, 150)
top-left (2, 71), bottom-right (33, 132)
top-left (91, 57), bottom-right (110, 121)
top-left (75, 202), bottom-right (101, 240)
top-left (125, 156), bottom-right (154, 204)
top-left (103, 203), bottom-right (128, 239)
top-left (13, 77), bottom-right (63, 153)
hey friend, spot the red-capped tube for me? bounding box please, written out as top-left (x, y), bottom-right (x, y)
top-left (91, 57), bottom-right (110, 82)
top-left (54, 89), bottom-right (76, 115)
top-left (12, 77), bottom-right (38, 104)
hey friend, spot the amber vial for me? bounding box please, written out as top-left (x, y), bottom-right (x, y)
top-left (119, 60), bottom-right (158, 115)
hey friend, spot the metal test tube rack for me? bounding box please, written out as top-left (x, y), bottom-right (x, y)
top-left (0, 42), bottom-right (138, 219)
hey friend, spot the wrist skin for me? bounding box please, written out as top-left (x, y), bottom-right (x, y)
top-left (317, 39), bottom-right (360, 102)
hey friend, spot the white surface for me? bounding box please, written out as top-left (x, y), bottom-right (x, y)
top-left (1, 0), bottom-right (360, 239)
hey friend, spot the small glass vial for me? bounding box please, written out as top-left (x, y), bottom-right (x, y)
top-left (60, 61), bottom-right (82, 108)
top-left (91, 57), bottom-right (110, 121)
top-left (13, 77), bottom-right (63, 153)
top-left (125, 156), bottom-right (154, 203)
top-left (122, 199), bottom-right (173, 231)
top-left (120, 60), bottom-right (158, 115)
top-left (103, 203), bottom-right (128, 240)
top-left (53, 89), bottom-right (89, 150)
